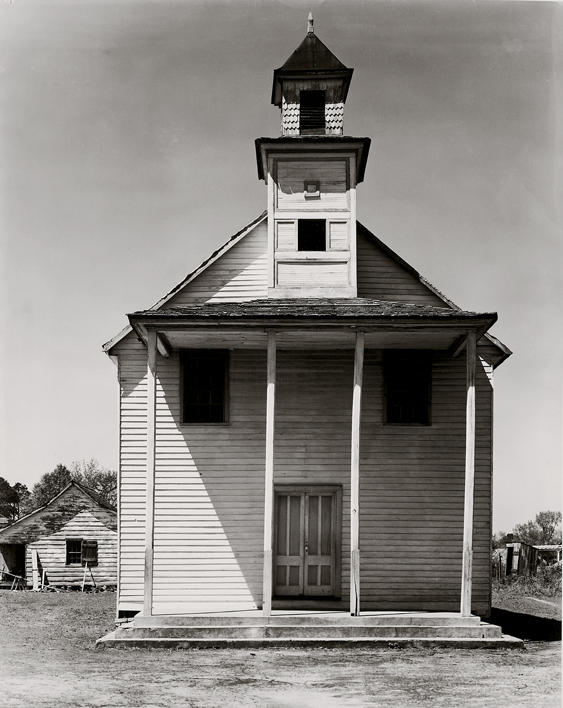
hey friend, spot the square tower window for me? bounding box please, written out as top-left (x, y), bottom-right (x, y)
top-left (300, 90), bottom-right (325, 134)
top-left (298, 220), bottom-right (326, 251)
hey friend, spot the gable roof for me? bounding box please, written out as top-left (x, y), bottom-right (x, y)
top-left (357, 222), bottom-right (512, 367)
top-left (0, 481), bottom-right (116, 538)
top-left (102, 211), bottom-right (267, 355)
top-left (104, 212), bottom-right (511, 367)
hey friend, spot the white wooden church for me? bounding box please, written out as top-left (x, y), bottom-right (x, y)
top-left (101, 19), bottom-right (514, 646)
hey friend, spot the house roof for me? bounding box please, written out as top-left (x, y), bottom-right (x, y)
top-left (271, 30), bottom-right (353, 106)
top-left (357, 222), bottom-right (512, 367)
top-left (0, 481), bottom-right (116, 537)
top-left (104, 212), bottom-right (511, 367)
top-left (129, 298), bottom-right (496, 323)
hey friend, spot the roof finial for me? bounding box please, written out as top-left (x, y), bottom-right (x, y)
top-left (307, 12), bottom-right (314, 34)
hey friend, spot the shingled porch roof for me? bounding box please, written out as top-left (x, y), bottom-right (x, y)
top-left (128, 298), bottom-right (497, 322)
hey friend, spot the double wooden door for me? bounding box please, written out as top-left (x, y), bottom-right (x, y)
top-left (274, 486), bottom-right (341, 597)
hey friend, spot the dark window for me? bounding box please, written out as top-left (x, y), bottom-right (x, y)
top-left (383, 351), bottom-right (431, 425)
top-left (298, 219), bottom-right (326, 251)
top-left (300, 90), bottom-right (325, 134)
top-left (181, 349), bottom-right (228, 424)
top-left (66, 539), bottom-right (82, 565)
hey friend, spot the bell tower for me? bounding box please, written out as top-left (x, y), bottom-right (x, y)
top-left (256, 16), bottom-right (370, 299)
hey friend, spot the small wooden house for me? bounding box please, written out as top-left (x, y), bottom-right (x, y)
top-left (0, 481), bottom-right (117, 589)
top-left (103, 21), bottom-right (511, 633)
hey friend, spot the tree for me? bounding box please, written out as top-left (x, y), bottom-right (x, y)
top-left (31, 464), bottom-right (72, 508)
top-left (0, 478), bottom-right (32, 522)
top-left (30, 460), bottom-right (117, 509)
top-left (70, 459), bottom-right (117, 508)
top-left (513, 510), bottom-right (562, 546)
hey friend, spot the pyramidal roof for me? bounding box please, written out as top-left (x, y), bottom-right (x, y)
top-left (271, 19), bottom-right (353, 106)
top-left (277, 31), bottom-right (349, 73)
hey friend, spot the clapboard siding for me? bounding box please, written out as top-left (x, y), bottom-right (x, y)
top-left (359, 349), bottom-right (492, 614)
top-left (277, 261), bottom-right (349, 287)
top-left (114, 333), bottom-right (149, 608)
top-left (165, 220), bottom-right (268, 306)
top-left (150, 349), bottom-right (267, 614)
top-left (329, 221), bottom-right (348, 250)
top-left (27, 510), bottom-right (117, 586)
top-left (274, 351), bottom-right (354, 602)
top-left (357, 231), bottom-right (447, 305)
top-left (276, 160), bottom-right (348, 210)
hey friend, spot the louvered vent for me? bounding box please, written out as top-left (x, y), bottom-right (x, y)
top-left (300, 90), bottom-right (325, 134)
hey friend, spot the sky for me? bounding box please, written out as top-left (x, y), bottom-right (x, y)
top-left (0, 0), bottom-right (561, 533)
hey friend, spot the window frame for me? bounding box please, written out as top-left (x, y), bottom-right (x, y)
top-left (382, 350), bottom-right (432, 426)
top-left (180, 349), bottom-right (230, 426)
top-left (66, 538), bottom-right (83, 566)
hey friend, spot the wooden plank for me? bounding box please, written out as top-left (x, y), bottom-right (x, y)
top-left (350, 331), bottom-right (364, 616)
top-left (461, 331), bottom-right (476, 617)
top-left (262, 332), bottom-right (276, 616)
top-left (143, 330), bottom-right (157, 616)
top-left (31, 549), bottom-right (39, 591)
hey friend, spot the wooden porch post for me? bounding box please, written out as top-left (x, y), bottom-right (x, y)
top-left (461, 331), bottom-right (477, 617)
top-left (350, 331), bottom-right (365, 616)
top-left (263, 331), bottom-right (276, 616)
top-left (143, 329), bottom-right (158, 617)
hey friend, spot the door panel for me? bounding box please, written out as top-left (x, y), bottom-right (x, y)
top-left (275, 494), bottom-right (304, 596)
top-left (274, 487), bottom-right (340, 597)
top-left (305, 494), bottom-right (334, 595)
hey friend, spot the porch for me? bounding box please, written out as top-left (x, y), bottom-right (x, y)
top-left (124, 299), bottom-right (498, 620)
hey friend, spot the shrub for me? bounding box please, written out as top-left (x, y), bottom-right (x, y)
top-left (493, 561), bottom-right (562, 598)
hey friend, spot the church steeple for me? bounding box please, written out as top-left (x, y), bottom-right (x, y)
top-left (256, 19), bottom-right (370, 299)
top-left (271, 17), bottom-right (354, 137)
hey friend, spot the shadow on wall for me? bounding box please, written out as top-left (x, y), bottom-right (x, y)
top-left (154, 349), bottom-right (269, 611)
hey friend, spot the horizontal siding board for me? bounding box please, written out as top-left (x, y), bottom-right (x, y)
top-left (356, 232), bottom-right (447, 305)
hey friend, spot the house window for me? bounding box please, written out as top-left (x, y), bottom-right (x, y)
top-left (300, 90), bottom-right (325, 134)
top-left (181, 349), bottom-right (229, 424)
top-left (66, 539), bottom-right (82, 565)
top-left (298, 220), bottom-right (326, 251)
top-left (383, 350), bottom-right (432, 425)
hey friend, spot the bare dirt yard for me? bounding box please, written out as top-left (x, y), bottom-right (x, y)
top-left (0, 591), bottom-right (560, 708)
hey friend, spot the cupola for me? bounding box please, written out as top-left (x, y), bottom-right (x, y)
top-left (271, 14), bottom-right (354, 136)
top-left (256, 17), bottom-right (370, 299)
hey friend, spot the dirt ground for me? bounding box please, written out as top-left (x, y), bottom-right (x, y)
top-left (0, 592), bottom-right (560, 708)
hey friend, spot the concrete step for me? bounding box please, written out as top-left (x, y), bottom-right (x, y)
top-left (114, 623), bottom-right (503, 640)
top-left (97, 632), bottom-right (523, 649)
top-left (132, 613), bottom-right (482, 628)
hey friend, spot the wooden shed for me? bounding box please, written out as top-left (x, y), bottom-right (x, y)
top-left (0, 482), bottom-right (117, 589)
top-left (101, 21), bottom-right (513, 644)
